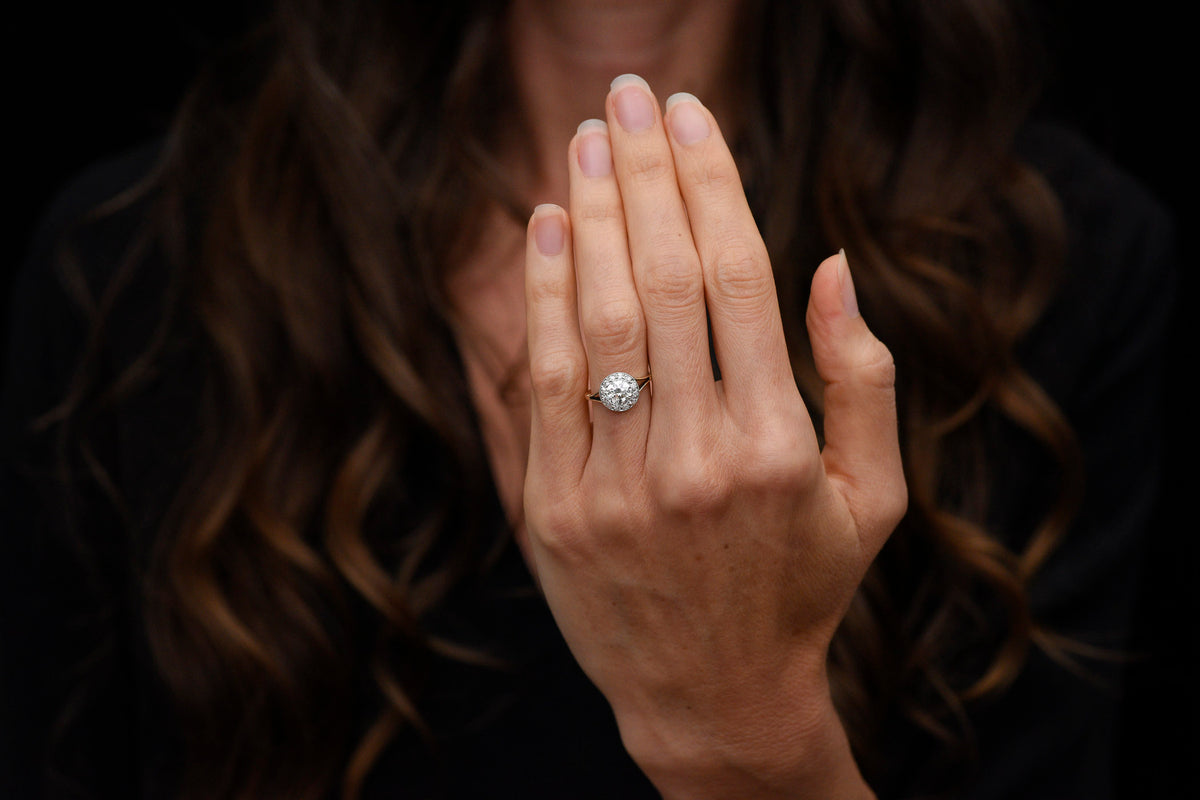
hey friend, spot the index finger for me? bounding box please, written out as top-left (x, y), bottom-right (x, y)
top-left (605, 75), bottom-right (718, 422)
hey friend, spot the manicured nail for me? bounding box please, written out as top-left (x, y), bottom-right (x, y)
top-left (534, 205), bottom-right (564, 256)
top-left (665, 93), bottom-right (710, 145)
top-left (576, 119), bottom-right (612, 177)
top-left (838, 249), bottom-right (860, 318)
top-left (610, 74), bottom-right (655, 133)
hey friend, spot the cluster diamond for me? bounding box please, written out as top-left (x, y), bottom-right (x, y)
top-left (597, 372), bottom-right (641, 412)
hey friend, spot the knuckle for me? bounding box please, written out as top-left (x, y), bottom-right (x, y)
top-left (539, 487), bottom-right (642, 557)
top-left (749, 433), bottom-right (819, 491)
top-left (589, 488), bottom-right (637, 536)
top-left (642, 251), bottom-right (704, 310)
top-left (574, 200), bottom-right (623, 226)
top-left (709, 242), bottom-right (772, 302)
top-left (652, 456), bottom-right (729, 515)
top-left (527, 272), bottom-right (571, 307)
top-left (528, 355), bottom-right (586, 400)
top-left (694, 159), bottom-right (741, 192)
top-left (625, 151), bottom-right (673, 184)
top-left (857, 339), bottom-right (897, 389)
top-left (530, 506), bottom-right (589, 558)
top-left (582, 299), bottom-right (644, 356)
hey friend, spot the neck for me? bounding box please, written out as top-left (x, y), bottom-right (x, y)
top-left (503, 0), bottom-right (746, 205)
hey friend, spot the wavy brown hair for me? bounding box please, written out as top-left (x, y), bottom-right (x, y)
top-left (34, 0), bottom-right (1081, 797)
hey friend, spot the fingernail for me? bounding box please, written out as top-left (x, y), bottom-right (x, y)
top-left (534, 205), bottom-right (564, 256)
top-left (665, 93), bottom-right (710, 145)
top-left (838, 249), bottom-right (860, 318)
top-left (576, 119), bottom-right (612, 177)
top-left (610, 73), bottom-right (655, 132)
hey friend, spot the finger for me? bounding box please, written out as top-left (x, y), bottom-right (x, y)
top-left (663, 92), bottom-right (795, 415)
top-left (569, 119), bottom-right (651, 461)
top-left (806, 251), bottom-right (907, 556)
top-left (526, 204), bottom-right (590, 491)
top-left (606, 74), bottom-right (717, 422)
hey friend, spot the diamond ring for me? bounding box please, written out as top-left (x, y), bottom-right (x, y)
top-left (586, 371), bottom-right (652, 413)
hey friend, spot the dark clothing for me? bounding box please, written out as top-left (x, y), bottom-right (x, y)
top-left (1, 124), bottom-right (1175, 799)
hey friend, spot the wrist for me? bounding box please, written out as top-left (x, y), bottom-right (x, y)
top-left (615, 665), bottom-right (874, 800)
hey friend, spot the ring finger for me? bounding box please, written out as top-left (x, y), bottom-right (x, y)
top-left (570, 119), bottom-right (651, 465)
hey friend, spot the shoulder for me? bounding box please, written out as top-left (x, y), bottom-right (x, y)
top-left (4, 141), bottom-right (168, 434)
top-left (31, 141), bottom-right (164, 240)
top-left (0, 143), bottom-right (182, 800)
top-left (17, 140), bottom-right (165, 310)
top-left (1015, 120), bottom-right (1173, 253)
top-left (1013, 122), bottom-right (1176, 404)
top-left (1016, 121), bottom-right (1175, 302)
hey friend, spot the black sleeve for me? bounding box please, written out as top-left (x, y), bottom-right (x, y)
top-left (1, 145), bottom-right (170, 799)
top-left (964, 124), bottom-right (1177, 799)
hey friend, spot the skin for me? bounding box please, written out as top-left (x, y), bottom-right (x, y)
top-left (455, 2), bottom-right (907, 796)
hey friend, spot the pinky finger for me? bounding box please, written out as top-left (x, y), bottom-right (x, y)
top-left (526, 204), bottom-right (591, 489)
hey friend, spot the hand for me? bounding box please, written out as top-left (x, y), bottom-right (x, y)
top-left (523, 75), bottom-right (904, 799)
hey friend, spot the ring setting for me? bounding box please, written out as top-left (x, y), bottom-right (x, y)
top-left (587, 371), bottom-right (651, 412)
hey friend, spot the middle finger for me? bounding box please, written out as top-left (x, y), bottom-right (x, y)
top-left (606, 74), bottom-right (718, 424)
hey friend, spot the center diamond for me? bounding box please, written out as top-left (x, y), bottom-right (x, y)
top-left (597, 372), bottom-right (641, 412)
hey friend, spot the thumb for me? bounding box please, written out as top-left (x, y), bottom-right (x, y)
top-left (805, 250), bottom-right (907, 556)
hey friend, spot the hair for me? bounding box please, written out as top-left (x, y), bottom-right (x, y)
top-left (35, 0), bottom-right (1081, 797)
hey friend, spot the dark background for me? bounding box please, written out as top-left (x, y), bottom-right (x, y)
top-left (7, 2), bottom-right (1194, 796)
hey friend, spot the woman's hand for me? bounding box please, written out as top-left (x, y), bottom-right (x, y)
top-left (523, 74), bottom-right (905, 799)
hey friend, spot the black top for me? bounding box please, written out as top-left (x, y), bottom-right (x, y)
top-left (1, 123), bottom-right (1176, 799)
